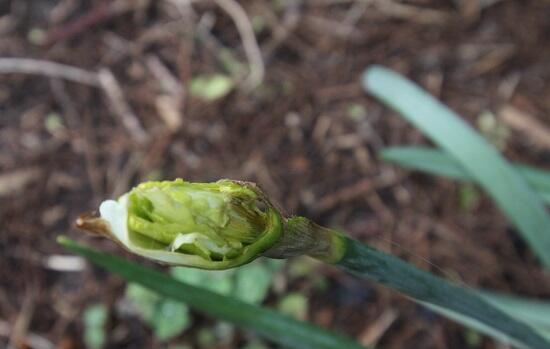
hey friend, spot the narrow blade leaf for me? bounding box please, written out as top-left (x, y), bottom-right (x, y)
top-left (480, 291), bottom-right (550, 332)
top-left (424, 291), bottom-right (550, 343)
top-left (58, 237), bottom-right (366, 349)
top-left (363, 66), bottom-right (550, 267)
top-left (380, 146), bottom-right (550, 204)
top-left (337, 237), bottom-right (550, 349)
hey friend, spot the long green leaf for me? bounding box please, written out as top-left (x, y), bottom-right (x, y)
top-left (363, 66), bottom-right (550, 267)
top-left (336, 236), bottom-right (550, 349)
top-left (58, 237), bottom-right (366, 349)
top-left (379, 146), bottom-right (550, 204)
top-left (481, 292), bottom-right (550, 332)
top-left (425, 291), bottom-right (550, 343)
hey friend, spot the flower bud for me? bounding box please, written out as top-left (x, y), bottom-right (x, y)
top-left (77, 179), bottom-right (283, 269)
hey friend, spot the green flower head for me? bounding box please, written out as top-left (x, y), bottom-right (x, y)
top-left (78, 179), bottom-right (283, 269)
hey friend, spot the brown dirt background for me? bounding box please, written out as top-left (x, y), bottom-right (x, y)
top-left (2, 1), bottom-right (550, 348)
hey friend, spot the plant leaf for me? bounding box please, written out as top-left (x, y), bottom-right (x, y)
top-left (363, 66), bottom-right (550, 267)
top-left (277, 293), bottom-right (309, 321)
top-left (422, 292), bottom-right (550, 343)
top-left (234, 261), bottom-right (281, 304)
top-left (337, 236), bottom-right (550, 349)
top-left (190, 74), bottom-right (234, 101)
top-left (480, 292), bottom-right (550, 334)
top-left (170, 267), bottom-right (235, 296)
top-left (83, 304), bottom-right (107, 349)
top-left (380, 146), bottom-right (550, 205)
top-left (58, 237), bottom-right (367, 349)
top-left (126, 283), bottom-right (191, 341)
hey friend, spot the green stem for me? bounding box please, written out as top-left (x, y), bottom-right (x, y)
top-left (332, 233), bottom-right (548, 349)
top-left (274, 218), bottom-right (548, 348)
top-left (263, 217), bottom-right (345, 263)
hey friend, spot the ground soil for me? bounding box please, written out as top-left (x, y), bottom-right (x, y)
top-left (2, 1), bottom-right (550, 348)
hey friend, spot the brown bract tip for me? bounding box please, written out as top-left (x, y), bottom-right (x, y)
top-left (75, 212), bottom-right (113, 238)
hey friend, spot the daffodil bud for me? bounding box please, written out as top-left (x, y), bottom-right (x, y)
top-left (77, 179), bottom-right (283, 269)
top-left (77, 179), bottom-right (346, 269)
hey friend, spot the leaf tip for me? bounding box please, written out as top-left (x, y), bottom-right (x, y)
top-left (377, 148), bottom-right (392, 161)
top-left (361, 65), bottom-right (391, 92)
top-left (56, 235), bottom-right (72, 247)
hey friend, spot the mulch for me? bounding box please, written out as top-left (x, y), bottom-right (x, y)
top-left (2, 1), bottom-right (550, 348)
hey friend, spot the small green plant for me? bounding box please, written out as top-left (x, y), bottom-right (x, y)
top-left (125, 283), bottom-right (191, 341)
top-left (65, 66), bottom-right (550, 349)
top-left (83, 304), bottom-right (108, 349)
top-left (124, 259), bottom-right (283, 342)
top-left (277, 292), bottom-right (308, 320)
top-left (190, 74), bottom-right (234, 101)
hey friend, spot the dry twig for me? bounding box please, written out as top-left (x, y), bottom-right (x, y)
top-left (146, 55), bottom-right (185, 130)
top-left (0, 168), bottom-right (41, 197)
top-left (45, 0), bottom-right (151, 45)
top-left (359, 309), bottom-right (399, 346)
top-left (0, 58), bottom-right (100, 86)
top-left (214, 0), bottom-right (265, 89)
top-left (0, 320), bottom-right (54, 349)
top-left (98, 68), bottom-right (149, 144)
top-left (314, 176), bottom-right (398, 213)
top-left (499, 105), bottom-right (550, 150)
top-left (372, 0), bottom-right (450, 25)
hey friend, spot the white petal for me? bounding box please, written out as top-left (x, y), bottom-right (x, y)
top-left (99, 195), bottom-right (129, 244)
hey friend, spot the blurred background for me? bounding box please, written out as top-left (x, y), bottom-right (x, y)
top-left (2, 1), bottom-right (550, 348)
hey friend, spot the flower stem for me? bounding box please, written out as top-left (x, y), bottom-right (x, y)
top-left (262, 217), bottom-right (345, 263)
top-left (263, 216), bottom-right (547, 348)
top-left (332, 233), bottom-right (547, 349)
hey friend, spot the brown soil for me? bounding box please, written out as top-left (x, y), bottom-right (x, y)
top-left (2, 1), bottom-right (550, 348)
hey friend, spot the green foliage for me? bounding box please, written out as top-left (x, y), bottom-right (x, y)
top-left (364, 66), bottom-right (550, 348)
top-left (277, 293), bottom-right (309, 321)
top-left (190, 74), bottom-right (234, 101)
top-left (164, 345), bottom-right (193, 349)
top-left (126, 283), bottom-right (191, 341)
top-left (339, 236), bottom-right (550, 348)
top-left (241, 341), bottom-right (269, 349)
top-left (124, 259), bottom-right (284, 342)
top-left (197, 327), bottom-right (217, 347)
top-left (83, 304), bottom-right (108, 349)
top-left (171, 259), bottom-right (284, 304)
top-left (251, 16), bottom-right (266, 33)
top-left (44, 112), bottom-right (64, 134)
top-left (59, 237), bottom-right (366, 349)
top-left (458, 184), bottom-right (480, 212)
top-left (464, 329), bottom-right (483, 348)
top-left (27, 27), bottom-right (46, 45)
top-left (218, 48), bottom-right (247, 77)
top-left (171, 268), bottom-right (234, 295)
top-left (235, 260), bottom-right (283, 304)
top-left (476, 111), bottom-right (510, 150)
top-left (379, 146), bottom-right (550, 205)
top-left (481, 292), bottom-right (550, 340)
top-left (347, 104), bottom-right (367, 121)
top-left (364, 65), bottom-right (550, 268)
top-left (287, 257), bottom-right (321, 280)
